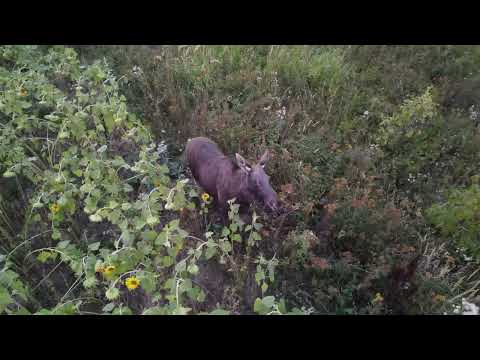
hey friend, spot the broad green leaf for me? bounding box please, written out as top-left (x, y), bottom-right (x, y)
top-left (121, 230), bottom-right (133, 246)
top-left (254, 223), bottom-right (263, 231)
top-left (102, 303), bottom-right (115, 312)
top-left (80, 183), bottom-right (95, 193)
top-left (252, 231), bottom-right (262, 241)
top-left (187, 264), bottom-right (199, 275)
top-left (89, 213), bottom-right (102, 222)
top-left (136, 241), bottom-right (152, 255)
top-left (51, 229), bottom-right (61, 240)
top-left (88, 242), bottom-right (101, 251)
top-left (0, 287), bottom-right (13, 307)
top-left (177, 228), bottom-right (188, 239)
top-left (108, 200), bottom-right (119, 209)
top-left (287, 308), bottom-right (306, 315)
top-left (105, 287), bottom-right (120, 300)
top-left (134, 217), bottom-right (147, 230)
top-left (169, 219), bottom-right (180, 229)
top-left (35, 309), bottom-right (53, 315)
top-left (162, 256), bottom-right (173, 267)
top-left (262, 296), bottom-right (275, 308)
top-left (37, 251), bottom-right (53, 263)
top-left (175, 260), bottom-right (187, 273)
top-left (123, 183), bottom-right (134, 192)
top-left (142, 230), bottom-right (157, 242)
top-left (155, 232), bottom-right (167, 246)
top-left (210, 309), bottom-right (230, 315)
top-left (173, 306), bottom-right (191, 315)
top-left (254, 298), bottom-right (268, 314)
top-left (121, 202), bottom-right (132, 211)
top-left (222, 227), bottom-right (231, 237)
top-left (137, 274), bottom-right (155, 294)
top-left (255, 271), bottom-right (264, 284)
top-left (83, 276), bottom-right (97, 289)
top-left (220, 241), bottom-right (232, 253)
top-left (57, 240), bottom-right (70, 249)
top-left (58, 131), bottom-right (70, 139)
top-left (143, 306), bottom-right (166, 315)
top-left (261, 283), bottom-right (268, 294)
top-left (205, 247), bottom-right (216, 260)
top-left (197, 290), bottom-right (206, 302)
top-left (12, 306), bottom-right (31, 315)
top-left (3, 171), bottom-right (16, 178)
top-left (32, 201), bottom-right (43, 209)
top-left (232, 234), bottom-right (242, 242)
top-left (113, 306), bottom-right (133, 315)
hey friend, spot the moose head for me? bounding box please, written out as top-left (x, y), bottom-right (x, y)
top-left (234, 150), bottom-right (280, 214)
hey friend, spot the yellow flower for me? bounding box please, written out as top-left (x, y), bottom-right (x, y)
top-left (125, 276), bottom-right (141, 291)
top-left (154, 179), bottom-right (162, 188)
top-left (50, 203), bottom-right (61, 214)
top-left (433, 293), bottom-right (446, 303)
top-left (19, 88), bottom-right (28, 97)
top-left (372, 292), bottom-right (384, 304)
top-left (201, 193), bottom-right (211, 202)
top-left (103, 265), bottom-right (116, 276)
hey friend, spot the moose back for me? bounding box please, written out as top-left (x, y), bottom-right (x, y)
top-left (186, 137), bottom-right (279, 217)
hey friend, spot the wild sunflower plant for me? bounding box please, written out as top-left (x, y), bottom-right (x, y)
top-left (0, 46), bottom-right (300, 315)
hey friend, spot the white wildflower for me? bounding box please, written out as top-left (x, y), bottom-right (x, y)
top-left (276, 106), bottom-right (287, 120)
top-left (407, 173), bottom-right (416, 183)
top-left (157, 142), bottom-right (167, 155)
top-left (469, 105), bottom-right (479, 122)
top-left (453, 304), bottom-right (461, 314)
top-left (462, 298), bottom-right (479, 315)
top-left (132, 65), bottom-right (142, 77)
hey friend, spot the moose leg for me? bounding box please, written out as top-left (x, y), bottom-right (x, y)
top-left (239, 205), bottom-right (252, 225)
top-left (216, 192), bottom-right (229, 225)
top-left (219, 204), bottom-right (229, 225)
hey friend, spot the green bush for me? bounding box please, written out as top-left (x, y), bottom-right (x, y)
top-left (427, 181), bottom-right (480, 261)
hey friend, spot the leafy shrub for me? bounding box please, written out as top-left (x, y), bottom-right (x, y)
top-left (427, 180), bottom-right (480, 261)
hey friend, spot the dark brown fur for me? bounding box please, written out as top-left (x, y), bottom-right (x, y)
top-left (186, 137), bottom-right (279, 219)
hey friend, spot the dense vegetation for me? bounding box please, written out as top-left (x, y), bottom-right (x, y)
top-left (1, 45), bottom-right (480, 315)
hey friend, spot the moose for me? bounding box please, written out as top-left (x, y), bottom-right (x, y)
top-left (186, 137), bottom-right (280, 221)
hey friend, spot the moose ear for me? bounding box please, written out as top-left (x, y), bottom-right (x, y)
top-left (258, 150), bottom-right (270, 168)
top-left (235, 153), bottom-right (251, 173)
